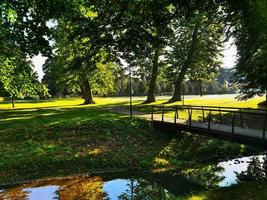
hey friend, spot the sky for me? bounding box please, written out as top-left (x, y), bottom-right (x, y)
top-left (221, 37), bottom-right (237, 68)
top-left (31, 38), bottom-right (237, 81)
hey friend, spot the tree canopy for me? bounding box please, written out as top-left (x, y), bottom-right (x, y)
top-left (0, 0), bottom-right (266, 105)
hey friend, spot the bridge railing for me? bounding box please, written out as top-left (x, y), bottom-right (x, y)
top-left (151, 105), bottom-right (267, 139)
top-left (176, 104), bottom-right (267, 112)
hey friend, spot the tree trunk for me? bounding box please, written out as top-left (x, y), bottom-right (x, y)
top-left (170, 67), bottom-right (187, 101)
top-left (143, 24), bottom-right (162, 104)
top-left (11, 95), bottom-right (15, 108)
top-left (143, 46), bottom-right (160, 103)
top-left (82, 79), bottom-right (95, 104)
top-left (170, 23), bottom-right (199, 102)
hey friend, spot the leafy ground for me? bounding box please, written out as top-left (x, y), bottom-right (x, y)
top-left (0, 95), bottom-right (266, 199)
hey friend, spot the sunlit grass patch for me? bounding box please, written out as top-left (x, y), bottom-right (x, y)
top-left (0, 95), bottom-right (262, 185)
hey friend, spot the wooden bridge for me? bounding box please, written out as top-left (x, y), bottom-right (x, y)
top-left (149, 105), bottom-right (267, 147)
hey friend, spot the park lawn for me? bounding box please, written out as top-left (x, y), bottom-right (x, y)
top-left (151, 95), bottom-right (265, 108)
top-left (0, 107), bottom-right (166, 183)
top-left (130, 95), bottom-right (266, 122)
top-left (0, 95), bottom-right (265, 110)
top-left (0, 96), bottom-right (262, 185)
top-left (0, 97), bottom-right (131, 109)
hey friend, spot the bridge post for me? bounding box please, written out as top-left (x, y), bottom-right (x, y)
top-left (219, 108), bottom-right (222, 124)
top-left (151, 105), bottom-right (154, 121)
top-left (188, 108), bottom-right (192, 127)
top-left (208, 110), bottom-right (211, 130)
top-left (202, 106), bottom-right (205, 123)
top-left (162, 106), bottom-right (165, 122)
top-left (232, 112), bottom-right (236, 135)
top-left (174, 106), bottom-right (178, 124)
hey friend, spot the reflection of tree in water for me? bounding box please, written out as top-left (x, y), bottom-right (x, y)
top-left (0, 176), bottom-right (109, 200)
top-left (0, 187), bottom-right (29, 200)
top-left (118, 179), bottom-right (176, 200)
top-left (58, 176), bottom-right (109, 200)
top-left (236, 154), bottom-right (267, 182)
top-left (182, 165), bottom-right (224, 187)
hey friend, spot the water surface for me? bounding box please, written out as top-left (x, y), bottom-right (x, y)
top-left (1, 154), bottom-right (266, 199)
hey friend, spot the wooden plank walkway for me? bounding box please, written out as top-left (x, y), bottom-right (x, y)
top-left (111, 105), bottom-right (267, 146)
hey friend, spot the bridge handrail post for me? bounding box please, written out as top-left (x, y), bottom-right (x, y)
top-left (188, 108), bottom-right (192, 127)
top-left (219, 108), bottom-right (222, 124)
top-left (162, 106), bottom-right (165, 122)
top-left (151, 105), bottom-right (154, 121)
top-left (232, 112), bottom-right (236, 135)
top-left (208, 110), bottom-right (211, 130)
top-left (174, 106), bottom-right (178, 124)
top-left (202, 106), bottom-right (205, 123)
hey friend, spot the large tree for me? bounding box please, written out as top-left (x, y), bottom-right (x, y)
top-left (165, 11), bottom-right (223, 102)
top-left (53, 6), bottom-right (119, 103)
top-left (0, 0), bottom-right (55, 107)
top-left (0, 56), bottom-right (48, 107)
top-left (114, 1), bottom-right (197, 103)
top-left (223, 0), bottom-right (267, 103)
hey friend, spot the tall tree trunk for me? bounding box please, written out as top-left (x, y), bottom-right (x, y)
top-left (170, 24), bottom-right (199, 102)
top-left (11, 95), bottom-right (15, 108)
top-left (144, 46), bottom-right (160, 103)
top-left (82, 79), bottom-right (95, 104)
top-left (144, 24), bottom-right (162, 104)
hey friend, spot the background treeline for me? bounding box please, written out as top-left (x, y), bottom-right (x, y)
top-left (0, 0), bottom-right (266, 107)
top-left (41, 67), bottom-right (237, 98)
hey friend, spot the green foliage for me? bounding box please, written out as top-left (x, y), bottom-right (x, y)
top-left (0, 56), bottom-right (48, 102)
top-left (165, 12), bottom-right (223, 84)
top-left (236, 156), bottom-right (267, 182)
top-left (0, 0), bottom-right (52, 57)
top-left (225, 0), bottom-right (267, 100)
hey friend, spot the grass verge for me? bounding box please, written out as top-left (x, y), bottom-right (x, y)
top-left (0, 96), bottom-right (265, 200)
top-left (0, 98), bottom-right (259, 185)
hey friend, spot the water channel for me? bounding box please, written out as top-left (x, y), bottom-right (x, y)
top-left (0, 154), bottom-right (266, 199)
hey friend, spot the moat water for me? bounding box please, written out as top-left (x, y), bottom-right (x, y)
top-left (0, 154), bottom-right (266, 199)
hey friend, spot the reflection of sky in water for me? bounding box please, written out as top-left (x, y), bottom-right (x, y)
top-left (1, 155), bottom-right (266, 199)
top-left (104, 179), bottom-right (136, 200)
top-left (23, 186), bottom-right (58, 200)
top-left (218, 155), bottom-right (264, 187)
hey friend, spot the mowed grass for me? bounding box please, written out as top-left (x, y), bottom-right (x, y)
top-left (0, 104), bottom-right (170, 183)
top-left (0, 95), bottom-right (263, 184)
top-left (141, 95), bottom-right (266, 122)
top-left (149, 95), bottom-right (265, 108)
top-left (0, 95), bottom-right (264, 128)
top-left (0, 94), bottom-right (265, 110)
top-left (0, 97), bottom-right (129, 109)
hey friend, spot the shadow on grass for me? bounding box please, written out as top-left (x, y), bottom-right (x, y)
top-left (0, 106), bottom-right (125, 130)
top-left (0, 100), bottom-right (260, 186)
top-left (0, 99), bottom-right (57, 105)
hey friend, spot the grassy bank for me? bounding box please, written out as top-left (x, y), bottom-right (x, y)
top-left (0, 97), bottom-right (261, 185)
top-left (206, 180), bottom-right (267, 200)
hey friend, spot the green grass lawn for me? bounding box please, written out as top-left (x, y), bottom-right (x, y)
top-left (0, 95), bottom-right (265, 199)
top-left (0, 95), bottom-right (265, 109)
